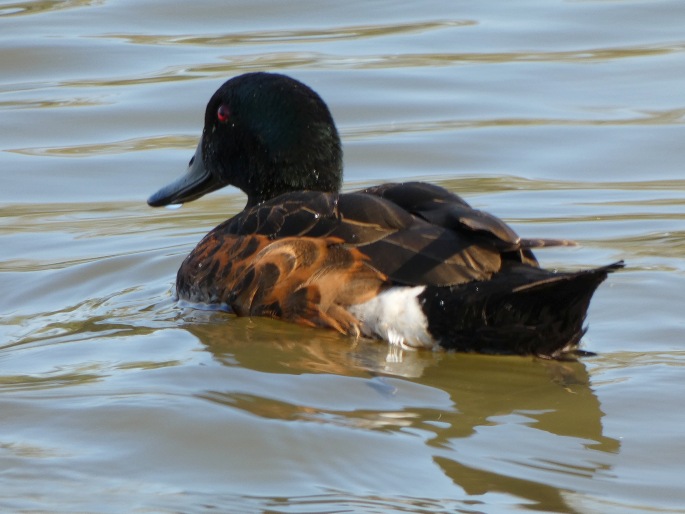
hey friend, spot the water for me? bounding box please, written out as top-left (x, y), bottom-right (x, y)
top-left (1, 1), bottom-right (684, 512)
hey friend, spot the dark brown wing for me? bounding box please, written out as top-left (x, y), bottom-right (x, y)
top-left (217, 182), bottom-right (560, 286)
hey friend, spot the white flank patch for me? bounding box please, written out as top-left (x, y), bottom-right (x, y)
top-left (347, 286), bottom-right (436, 350)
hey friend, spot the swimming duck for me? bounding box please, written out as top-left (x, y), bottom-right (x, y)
top-left (148, 72), bottom-right (623, 358)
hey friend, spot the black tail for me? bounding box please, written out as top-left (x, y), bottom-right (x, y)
top-left (419, 261), bottom-right (624, 358)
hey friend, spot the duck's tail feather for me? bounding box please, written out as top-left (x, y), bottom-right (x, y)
top-left (418, 261), bottom-right (624, 358)
top-left (520, 237), bottom-right (578, 249)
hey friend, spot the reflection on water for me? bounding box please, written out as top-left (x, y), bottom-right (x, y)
top-left (0, 0), bottom-right (96, 18)
top-left (8, 135), bottom-right (196, 158)
top-left (189, 320), bottom-right (620, 513)
top-left (105, 20), bottom-right (475, 47)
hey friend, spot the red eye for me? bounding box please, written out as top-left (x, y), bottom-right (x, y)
top-left (217, 104), bottom-right (230, 123)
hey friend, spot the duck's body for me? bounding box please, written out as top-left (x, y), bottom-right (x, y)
top-left (148, 72), bottom-right (622, 358)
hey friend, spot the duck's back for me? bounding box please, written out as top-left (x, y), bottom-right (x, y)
top-left (206, 182), bottom-right (537, 286)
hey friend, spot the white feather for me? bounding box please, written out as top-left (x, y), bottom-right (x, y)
top-left (347, 286), bottom-right (436, 350)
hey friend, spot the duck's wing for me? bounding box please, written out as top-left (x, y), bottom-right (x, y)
top-left (220, 183), bottom-right (547, 287)
top-left (362, 182), bottom-right (577, 250)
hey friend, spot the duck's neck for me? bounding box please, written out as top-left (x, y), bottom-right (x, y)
top-left (242, 164), bottom-right (343, 208)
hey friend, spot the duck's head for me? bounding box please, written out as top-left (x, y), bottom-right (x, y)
top-left (148, 72), bottom-right (343, 208)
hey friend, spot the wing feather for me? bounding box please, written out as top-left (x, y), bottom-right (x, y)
top-left (212, 183), bottom-right (545, 286)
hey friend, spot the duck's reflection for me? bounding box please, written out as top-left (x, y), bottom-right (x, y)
top-left (184, 318), bottom-right (619, 512)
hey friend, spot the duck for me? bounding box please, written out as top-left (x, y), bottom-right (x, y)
top-left (148, 72), bottom-right (623, 358)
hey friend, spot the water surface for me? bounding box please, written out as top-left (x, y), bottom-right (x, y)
top-left (1, 1), bottom-right (684, 512)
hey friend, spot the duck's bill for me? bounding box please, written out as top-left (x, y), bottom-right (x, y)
top-left (147, 140), bottom-right (223, 207)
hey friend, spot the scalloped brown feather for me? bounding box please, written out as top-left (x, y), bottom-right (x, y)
top-left (176, 232), bottom-right (386, 335)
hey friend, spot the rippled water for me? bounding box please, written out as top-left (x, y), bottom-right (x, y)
top-left (2, 1), bottom-right (684, 512)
